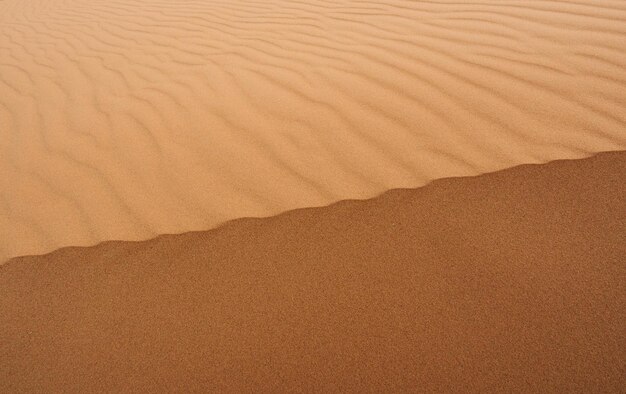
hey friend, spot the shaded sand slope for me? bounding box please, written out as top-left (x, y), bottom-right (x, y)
top-left (2, 152), bottom-right (625, 392)
top-left (2, 0), bottom-right (626, 261)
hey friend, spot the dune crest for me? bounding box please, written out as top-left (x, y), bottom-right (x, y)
top-left (1, 152), bottom-right (625, 391)
top-left (1, 0), bottom-right (626, 261)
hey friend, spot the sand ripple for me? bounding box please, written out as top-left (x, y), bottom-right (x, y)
top-left (1, 0), bottom-right (626, 261)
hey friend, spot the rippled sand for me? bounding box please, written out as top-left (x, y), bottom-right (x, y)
top-left (1, 0), bottom-right (626, 261)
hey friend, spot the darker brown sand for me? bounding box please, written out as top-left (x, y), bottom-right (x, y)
top-left (1, 152), bottom-right (625, 392)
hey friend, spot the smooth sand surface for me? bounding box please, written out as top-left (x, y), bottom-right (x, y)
top-left (2, 0), bottom-right (626, 261)
top-left (1, 152), bottom-right (625, 392)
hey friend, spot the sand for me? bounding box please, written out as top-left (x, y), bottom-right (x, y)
top-left (2, 2), bottom-right (625, 389)
top-left (1, 151), bottom-right (624, 392)
top-left (2, 0), bottom-right (626, 261)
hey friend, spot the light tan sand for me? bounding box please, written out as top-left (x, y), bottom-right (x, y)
top-left (1, 152), bottom-right (624, 392)
top-left (1, 0), bottom-right (626, 261)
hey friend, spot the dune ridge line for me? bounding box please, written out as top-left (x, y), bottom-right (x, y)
top-left (1, 151), bottom-right (625, 392)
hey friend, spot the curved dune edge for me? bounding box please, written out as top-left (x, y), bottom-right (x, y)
top-left (2, 151), bottom-right (625, 392)
top-left (2, 0), bottom-right (626, 261)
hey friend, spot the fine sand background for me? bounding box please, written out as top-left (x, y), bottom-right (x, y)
top-left (1, 152), bottom-right (624, 392)
top-left (2, 0), bottom-right (626, 261)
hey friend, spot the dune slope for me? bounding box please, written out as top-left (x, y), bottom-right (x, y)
top-left (1, 151), bottom-right (625, 392)
top-left (1, 0), bottom-right (626, 261)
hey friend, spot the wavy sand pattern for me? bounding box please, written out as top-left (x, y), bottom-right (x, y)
top-left (1, 0), bottom-right (626, 261)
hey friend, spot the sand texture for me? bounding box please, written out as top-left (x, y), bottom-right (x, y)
top-left (1, 151), bottom-right (625, 392)
top-left (1, 0), bottom-right (626, 261)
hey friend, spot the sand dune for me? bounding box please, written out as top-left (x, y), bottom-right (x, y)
top-left (2, 0), bottom-right (626, 260)
top-left (1, 152), bottom-right (624, 392)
